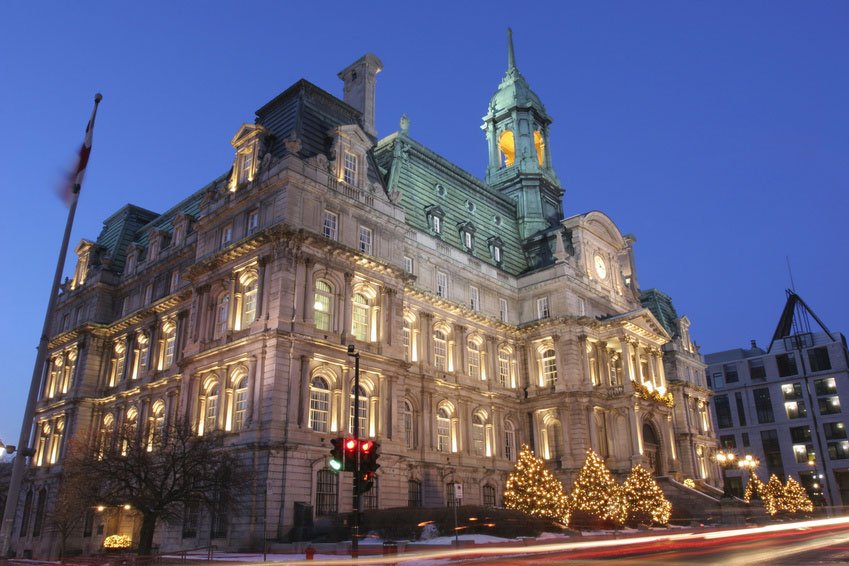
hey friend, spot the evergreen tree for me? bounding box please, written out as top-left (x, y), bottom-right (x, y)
top-left (781, 477), bottom-right (814, 514)
top-left (622, 464), bottom-right (672, 526)
top-left (503, 445), bottom-right (570, 523)
top-left (569, 449), bottom-right (626, 528)
top-left (743, 472), bottom-right (764, 503)
top-left (762, 474), bottom-right (785, 516)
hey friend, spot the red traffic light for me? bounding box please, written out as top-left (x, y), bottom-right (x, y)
top-left (360, 440), bottom-right (373, 454)
top-left (345, 438), bottom-right (358, 452)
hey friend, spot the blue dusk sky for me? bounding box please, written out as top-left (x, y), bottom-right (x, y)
top-left (1, 2), bottom-right (847, 444)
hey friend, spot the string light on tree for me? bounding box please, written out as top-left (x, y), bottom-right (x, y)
top-left (569, 449), bottom-right (626, 528)
top-left (503, 445), bottom-right (570, 524)
top-left (781, 477), bottom-right (814, 514)
top-left (622, 464), bottom-right (672, 526)
top-left (743, 472), bottom-right (764, 503)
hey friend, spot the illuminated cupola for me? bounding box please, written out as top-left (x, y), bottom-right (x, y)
top-left (483, 29), bottom-right (563, 239)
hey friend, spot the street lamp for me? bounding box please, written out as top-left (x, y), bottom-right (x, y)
top-left (737, 454), bottom-right (759, 498)
top-left (716, 450), bottom-right (737, 498)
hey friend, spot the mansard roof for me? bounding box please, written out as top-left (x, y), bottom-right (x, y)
top-left (640, 288), bottom-right (680, 338)
top-left (94, 204), bottom-right (159, 272)
top-left (374, 131), bottom-right (529, 275)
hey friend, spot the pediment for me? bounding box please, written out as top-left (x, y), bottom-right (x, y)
top-left (600, 308), bottom-right (671, 343)
top-left (333, 124), bottom-right (373, 147)
top-left (230, 123), bottom-right (268, 149)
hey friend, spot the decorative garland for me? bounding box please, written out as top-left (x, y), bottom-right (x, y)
top-left (632, 381), bottom-right (674, 408)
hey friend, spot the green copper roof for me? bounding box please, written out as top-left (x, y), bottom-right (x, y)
top-left (487, 29), bottom-right (549, 120)
top-left (640, 288), bottom-right (680, 338)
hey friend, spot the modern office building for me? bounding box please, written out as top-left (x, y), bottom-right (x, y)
top-left (9, 34), bottom-right (719, 557)
top-left (705, 292), bottom-right (849, 505)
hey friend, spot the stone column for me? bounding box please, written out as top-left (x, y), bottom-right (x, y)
top-left (301, 257), bottom-right (312, 324)
top-left (588, 406), bottom-right (599, 453)
top-left (629, 405), bottom-right (643, 461)
top-left (455, 325), bottom-right (466, 376)
top-left (256, 255), bottom-right (268, 318)
top-left (341, 272), bottom-right (353, 344)
top-left (620, 338), bottom-right (634, 392)
top-left (577, 334), bottom-right (589, 386)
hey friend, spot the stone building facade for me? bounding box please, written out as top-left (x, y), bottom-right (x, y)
top-left (11, 36), bottom-right (718, 557)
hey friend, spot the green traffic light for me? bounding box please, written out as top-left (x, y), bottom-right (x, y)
top-left (329, 458), bottom-right (342, 472)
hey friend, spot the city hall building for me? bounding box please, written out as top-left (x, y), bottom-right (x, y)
top-left (11, 35), bottom-right (719, 556)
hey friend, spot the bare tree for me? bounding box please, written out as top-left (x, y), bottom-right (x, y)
top-left (66, 422), bottom-right (240, 556)
top-left (48, 442), bottom-right (98, 559)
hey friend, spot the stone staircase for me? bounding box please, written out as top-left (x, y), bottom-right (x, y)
top-left (656, 476), bottom-right (724, 523)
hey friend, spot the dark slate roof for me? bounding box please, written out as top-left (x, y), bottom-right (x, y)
top-left (133, 186), bottom-right (206, 248)
top-left (374, 132), bottom-right (528, 275)
top-left (256, 79), bottom-right (364, 160)
top-left (640, 288), bottom-right (679, 338)
top-left (95, 205), bottom-right (160, 272)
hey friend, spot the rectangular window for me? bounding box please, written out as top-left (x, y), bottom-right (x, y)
top-left (713, 395), bottom-right (733, 428)
top-left (343, 151), bottom-right (358, 186)
top-left (808, 347), bottom-right (831, 372)
top-left (819, 396), bottom-right (842, 415)
top-left (815, 377), bottom-right (837, 396)
top-left (753, 387), bottom-right (775, 424)
top-left (723, 363), bottom-right (739, 383)
top-left (776, 353), bottom-right (798, 377)
top-left (407, 480), bottom-right (422, 508)
top-left (761, 429), bottom-right (784, 477)
top-left (577, 297), bottom-right (586, 316)
top-left (499, 298), bottom-right (508, 322)
top-left (322, 211), bottom-right (338, 240)
top-left (712, 372), bottom-right (725, 389)
top-left (735, 392), bottom-right (747, 426)
top-left (537, 297), bottom-right (550, 319)
top-left (404, 256), bottom-right (413, 274)
top-left (790, 426), bottom-right (812, 443)
top-left (749, 358), bottom-right (766, 380)
top-left (781, 382), bottom-right (803, 401)
top-left (432, 215), bottom-right (442, 234)
top-left (742, 432), bottom-right (750, 447)
top-left (469, 286), bottom-right (479, 311)
top-left (247, 209), bottom-right (260, 234)
top-left (182, 502), bottom-right (200, 539)
top-left (498, 351), bottom-right (510, 387)
top-left (221, 223), bottom-right (233, 247)
top-left (824, 422), bottom-right (847, 440)
top-left (164, 334), bottom-right (176, 369)
top-left (436, 271), bottom-right (448, 298)
top-left (170, 271), bottom-right (180, 293)
top-left (793, 443), bottom-right (814, 464)
top-left (829, 440), bottom-right (849, 460)
top-left (358, 226), bottom-right (373, 254)
top-left (719, 434), bottom-right (737, 449)
top-left (143, 284), bottom-right (153, 305)
top-left (785, 400), bottom-right (807, 419)
top-left (315, 470), bottom-right (338, 516)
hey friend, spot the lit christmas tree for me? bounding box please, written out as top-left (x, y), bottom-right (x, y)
top-left (761, 474), bottom-right (785, 516)
top-left (569, 449), bottom-right (626, 528)
top-left (503, 445), bottom-right (570, 523)
top-left (622, 464), bottom-right (672, 526)
top-left (743, 472), bottom-right (764, 503)
top-left (781, 477), bottom-right (814, 514)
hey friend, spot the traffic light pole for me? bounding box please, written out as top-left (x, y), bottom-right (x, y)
top-left (348, 346), bottom-right (361, 559)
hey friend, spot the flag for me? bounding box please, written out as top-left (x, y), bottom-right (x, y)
top-left (61, 93), bottom-right (102, 205)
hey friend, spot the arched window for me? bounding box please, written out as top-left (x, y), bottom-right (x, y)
top-left (314, 280), bottom-right (333, 332)
top-left (498, 130), bottom-right (515, 167)
top-left (215, 294), bottom-right (230, 338)
top-left (504, 420), bottom-right (516, 461)
top-left (402, 399), bottom-right (415, 449)
top-left (315, 469), bottom-right (338, 516)
top-left (533, 130), bottom-right (545, 166)
top-left (204, 382), bottom-right (220, 434)
top-left (148, 400), bottom-right (165, 450)
top-left (498, 349), bottom-right (511, 387)
top-left (545, 420), bottom-right (563, 462)
top-left (47, 356), bottom-right (61, 399)
top-left (436, 407), bottom-right (451, 452)
top-left (98, 414), bottom-right (114, 460)
top-left (349, 385), bottom-right (368, 435)
top-left (19, 489), bottom-right (33, 537)
top-left (402, 320), bottom-right (411, 361)
top-left (48, 418), bottom-right (65, 465)
top-left (161, 321), bottom-right (177, 370)
top-left (133, 333), bottom-right (149, 379)
top-left (434, 330), bottom-right (447, 371)
top-left (109, 341), bottom-right (126, 387)
top-left (32, 488), bottom-right (47, 537)
top-left (122, 408), bottom-right (138, 456)
top-left (472, 414), bottom-right (485, 456)
top-left (35, 422), bottom-right (50, 466)
top-left (309, 376), bottom-right (331, 432)
top-left (482, 484), bottom-right (496, 507)
top-left (351, 293), bottom-right (370, 341)
top-left (541, 348), bottom-right (557, 386)
top-left (233, 374), bottom-right (249, 431)
top-left (240, 275), bottom-right (258, 329)
top-left (467, 341), bottom-right (481, 379)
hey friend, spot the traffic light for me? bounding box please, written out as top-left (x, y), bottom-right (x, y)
top-left (329, 437), bottom-right (344, 472)
top-left (360, 440), bottom-right (380, 474)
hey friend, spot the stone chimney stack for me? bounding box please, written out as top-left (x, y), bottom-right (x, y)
top-left (338, 53), bottom-right (383, 137)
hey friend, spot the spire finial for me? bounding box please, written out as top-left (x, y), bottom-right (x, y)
top-left (507, 27), bottom-right (516, 72)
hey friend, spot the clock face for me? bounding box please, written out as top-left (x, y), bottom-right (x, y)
top-left (594, 255), bottom-right (607, 279)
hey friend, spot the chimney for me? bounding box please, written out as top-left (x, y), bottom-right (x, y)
top-left (750, 340), bottom-right (758, 349)
top-left (338, 53), bottom-right (383, 137)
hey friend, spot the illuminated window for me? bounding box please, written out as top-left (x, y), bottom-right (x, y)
top-left (467, 340), bottom-right (481, 379)
top-left (402, 320), bottom-right (411, 361)
top-left (541, 348), bottom-right (557, 386)
top-left (498, 349), bottom-right (511, 387)
top-left (437, 407), bottom-right (451, 452)
top-left (436, 270), bottom-right (448, 298)
top-left (215, 294), bottom-right (230, 338)
top-left (309, 376), bottom-right (331, 432)
top-left (343, 152), bottom-right (358, 186)
top-left (314, 280), bottom-right (333, 332)
top-left (241, 276), bottom-right (258, 328)
top-left (504, 420), bottom-right (516, 461)
top-left (359, 226), bottom-right (373, 254)
top-left (349, 385), bottom-right (368, 435)
top-left (351, 293), bottom-right (371, 341)
top-left (537, 297), bottom-right (550, 319)
top-left (434, 330), bottom-right (447, 371)
top-left (402, 399), bottom-right (415, 449)
top-left (162, 323), bottom-right (176, 369)
top-left (322, 210), bottom-right (338, 240)
top-left (122, 409), bottom-right (137, 456)
top-left (233, 374), bottom-right (249, 431)
top-left (204, 382), bottom-right (219, 434)
top-left (48, 418), bottom-right (65, 465)
top-left (97, 414), bottom-right (114, 460)
top-left (498, 130), bottom-right (515, 167)
top-left (148, 401), bottom-right (165, 451)
top-left (237, 144), bottom-right (254, 184)
top-left (533, 130), bottom-right (545, 166)
top-left (109, 341), bottom-right (126, 387)
top-left (469, 286), bottom-right (479, 311)
top-left (472, 414), bottom-right (485, 456)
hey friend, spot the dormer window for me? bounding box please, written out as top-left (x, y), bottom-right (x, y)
top-left (125, 243), bottom-right (142, 277)
top-left (228, 124), bottom-right (268, 191)
top-left (71, 241), bottom-right (94, 290)
top-left (343, 151), bottom-right (358, 187)
top-left (425, 205), bottom-right (445, 236)
top-left (458, 221), bottom-right (476, 252)
top-left (488, 236), bottom-right (504, 265)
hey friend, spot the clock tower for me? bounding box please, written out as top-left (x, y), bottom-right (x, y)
top-left (483, 29), bottom-right (564, 241)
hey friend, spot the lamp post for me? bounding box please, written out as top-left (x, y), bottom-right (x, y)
top-left (715, 450), bottom-right (737, 498)
top-left (347, 345), bottom-right (361, 559)
top-left (737, 454), bottom-right (759, 499)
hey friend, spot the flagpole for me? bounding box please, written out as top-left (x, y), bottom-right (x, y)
top-left (0, 94), bottom-right (102, 557)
